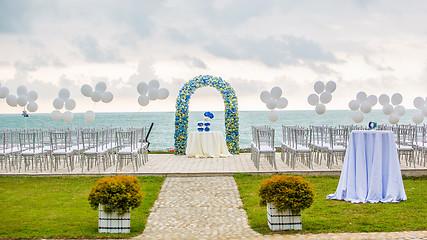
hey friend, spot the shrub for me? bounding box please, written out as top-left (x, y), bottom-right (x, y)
top-left (259, 175), bottom-right (315, 212)
top-left (88, 175), bottom-right (143, 215)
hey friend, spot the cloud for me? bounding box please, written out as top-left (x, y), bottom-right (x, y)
top-left (73, 36), bottom-right (123, 63)
top-left (364, 56), bottom-right (394, 71)
top-left (0, 0), bottom-right (32, 33)
top-left (205, 35), bottom-right (338, 68)
top-left (176, 55), bottom-right (207, 69)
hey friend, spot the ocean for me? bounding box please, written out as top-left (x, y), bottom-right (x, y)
top-left (0, 110), bottom-right (419, 151)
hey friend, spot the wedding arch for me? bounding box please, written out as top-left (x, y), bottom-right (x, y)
top-left (174, 75), bottom-right (239, 154)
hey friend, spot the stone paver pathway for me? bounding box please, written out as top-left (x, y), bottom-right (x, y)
top-left (134, 176), bottom-right (261, 240)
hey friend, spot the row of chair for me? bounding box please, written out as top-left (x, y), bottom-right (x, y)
top-left (0, 127), bottom-right (149, 173)
top-left (251, 124), bottom-right (427, 170)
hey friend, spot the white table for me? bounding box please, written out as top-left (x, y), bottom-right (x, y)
top-left (186, 131), bottom-right (231, 158)
top-left (327, 130), bottom-right (407, 203)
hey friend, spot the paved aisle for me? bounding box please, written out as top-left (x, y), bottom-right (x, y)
top-left (135, 176), bottom-right (261, 240)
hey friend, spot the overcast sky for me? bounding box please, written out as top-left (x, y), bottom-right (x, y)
top-left (0, 0), bottom-right (426, 114)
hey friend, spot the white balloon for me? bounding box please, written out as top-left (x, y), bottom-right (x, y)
top-left (101, 92), bottom-right (113, 103)
top-left (270, 86), bottom-right (282, 100)
top-left (81, 84), bottom-right (92, 97)
top-left (260, 91), bottom-right (271, 103)
top-left (51, 110), bottom-right (62, 122)
top-left (356, 91), bottom-right (367, 102)
top-left (412, 112), bottom-right (424, 124)
top-left (148, 88), bottom-right (159, 100)
top-left (95, 81), bottom-right (107, 92)
top-left (395, 105), bottom-right (406, 116)
top-left (27, 90), bottom-right (38, 101)
top-left (91, 91), bottom-right (102, 102)
top-left (62, 111), bottom-right (74, 123)
top-left (27, 101), bottom-right (38, 112)
top-left (307, 94), bottom-right (319, 106)
top-left (0, 87), bottom-right (9, 98)
top-left (137, 82), bottom-right (149, 95)
top-left (325, 81), bottom-right (336, 93)
top-left (64, 99), bottom-right (76, 110)
top-left (158, 88), bottom-right (169, 100)
top-left (367, 95), bottom-right (378, 106)
top-left (389, 113), bottom-right (400, 125)
top-left (84, 110), bottom-right (95, 123)
top-left (378, 94), bottom-right (390, 106)
top-left (314, 81), bottom-right (325, 94)
top-left (17, 95), bottom-right (28, 107)
top-left (382, 104), bottom-right (394, 115)
top-left (348, 100), bottom-right (360, 111)
top-left (276, 97), bottom-right (288, 109)
top-left (58, 88), bottom-right (70, 99)
top-left (266, 98), bottom-right (277, 110)
top-left (138, 95), bottom-right (150, 106)
top-left (352, 111), bottom-right (364, 123)
top-left (320, 91), bottom-right (332, 104)
top-left (391, 93), bottom-right (403, 105)
top-left (6, 95), bottom-right (18, 107)
top-left (315, 104), bottom-right (326, 115)
top-left (53, 98), bottom-right (64, 110)
top-left (413, 97), bottom-right (425, 109)
top-left (268, 110), bottom-right (279, 122)
top-left (360, 102), bottom-right (372, 114)
top-left (17, 85), bottom-right (27, 96)
top-left (148, 79), bottom-right (160, 89)
top-left (422, 105), bottom-right (427, 117)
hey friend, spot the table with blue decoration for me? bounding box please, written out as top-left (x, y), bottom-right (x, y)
top-left (186, 131), bottom-right (231, 158)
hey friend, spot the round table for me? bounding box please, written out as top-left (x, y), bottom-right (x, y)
top-left (327, 130), bottom-right (407, 203)
top-left (186, 131), bottom-right (231, 158)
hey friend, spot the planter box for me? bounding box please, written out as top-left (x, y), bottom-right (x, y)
top-left (98, 204), bottom-right (130, 233)
top-left (267, 202), bottom-right (302, 231)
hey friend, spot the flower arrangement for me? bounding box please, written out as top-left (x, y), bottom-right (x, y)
top-left (174, 75), bottom-right (239, 154)
top-left (259, 175), bottom-right (315, 212)
top-left (88, 175), bottom-right (143, 215)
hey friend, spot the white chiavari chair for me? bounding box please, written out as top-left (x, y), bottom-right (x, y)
top-left (288, 127), bottom-right (312, 169)
top-left (115, 129), bottom-right (140, 171)
top-left (252, 126), bottom-right (276, 170)
top-left (50, 131), bottom-right (75, 172)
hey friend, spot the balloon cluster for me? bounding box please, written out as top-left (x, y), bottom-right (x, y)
top-left (378, 93), bottom-right (405, 124)
top-left (81, 81), bottom-right (114, 104)
top-left (51, 88), bottom-right (76, 123)
top-left (412, 96), bottom-right (427, 124)
top-left (80, 81), bottom-right (114, 123)
top-left (348, 91), bottom-right (378, 123)
top-left (137, 79), bottom-right (169, 107)
top-left (260, 86), bottom-right (288, 122)
top-left (307, 81), bottom-right (336, 115)
top-left (0, 84), bottom-right (39, 113)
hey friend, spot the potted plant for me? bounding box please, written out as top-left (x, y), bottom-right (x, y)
top-left (88, 175), bottom-right (143, 233)
top-left (259, 175), bottom-right (315, 231)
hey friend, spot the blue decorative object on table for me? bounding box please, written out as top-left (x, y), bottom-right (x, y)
top-left (197, 121), bottom-right (204, 127)
top-left (197, 127), bottom-right (204, 132)
top-left (204, 126), bottom-right (210, 132)
top-left (204, 122), bottom-right (211, 126)
top-left (368, 121), bottom-right (377, 130)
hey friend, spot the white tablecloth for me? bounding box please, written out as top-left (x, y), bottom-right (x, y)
top-left (186, 131), bottom-right (231, 158)
top-left (327, 130), bottom-right (407, 203)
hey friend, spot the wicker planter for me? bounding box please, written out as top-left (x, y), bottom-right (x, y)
top-left (267, 202), bottom-right (302, 231)
top-left (98, 204), bottom-right (131, 233)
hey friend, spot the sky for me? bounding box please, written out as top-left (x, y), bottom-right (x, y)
top-left (0, 0), bottom-right (426, 114)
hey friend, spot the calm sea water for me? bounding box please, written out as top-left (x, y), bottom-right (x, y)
top-left (0, 110), bottom-right (419, 151)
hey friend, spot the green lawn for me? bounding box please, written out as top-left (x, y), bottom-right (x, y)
top-left (0, 175), bottom-right (165, 239)
top-left (234, 174), bottom-right (427, 235)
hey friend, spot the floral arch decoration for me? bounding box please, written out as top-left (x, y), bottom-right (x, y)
top-left (174, 75), bottom-right (239, 154)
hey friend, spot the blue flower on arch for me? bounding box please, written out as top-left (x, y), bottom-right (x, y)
top-left (174, 75), bottom-right (239, 154)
